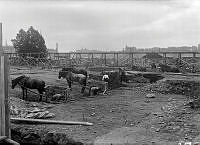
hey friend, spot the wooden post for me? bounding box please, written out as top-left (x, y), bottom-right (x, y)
top-left (163, 53), bottom-right (167, 64)
top-left (79, 53), bottom-right (81, 64)
top-left (116, 53), bottom-right (118, 67)
top-left (0, 23), bottom-right (2, 52)
top-left (91, 53), bottom-right (94, 64)
top-left (178, 53), bottom-right (182, 59)
top-left (131, 53), bottom-right (133, 69)
top-left (104, 53), bottom-right (106, 66)
top-left (193, 52), bottom-right (196, 58)
top-left (113, 53), bottom-right (115, 66)
top-left (69, 53), bottom-right (71, 66)
top-left (0, 54), bottom-right (10, 137)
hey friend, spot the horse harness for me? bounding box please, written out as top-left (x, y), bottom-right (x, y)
top-left (18, 77), bottom-right (30, 89)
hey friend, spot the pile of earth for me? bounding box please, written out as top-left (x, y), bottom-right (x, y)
top-left (11, 126), bottom-right (84, 145)
top-left (143, 79), bottom-right (200, 99)
top-left (10, 97), bottom-right (55, 119)
top-left (45, 85), bottom-right (70, 103)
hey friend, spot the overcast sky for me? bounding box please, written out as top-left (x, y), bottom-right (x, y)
top-left (0, 0), bottom-right (200, 52)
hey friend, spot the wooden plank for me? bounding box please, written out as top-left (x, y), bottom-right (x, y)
top-left (4, 138), bottom-right (20, 145)
top-left (0, 54), bottom-right (10, 137)
top-left (0, 55), bottom-right (5, 136)
top-left (4, 55), bottom-right (10, 137)
top-left (0, 23), bottom-right (2, 52)
top-left (0, 136), bottom-right (7, 141)
top-left (11, 118), bottom-right (93, 126)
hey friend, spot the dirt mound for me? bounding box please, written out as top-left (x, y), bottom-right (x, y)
top-left (11, 126), bottom-right (84, 145)
top-left (45, 85), bottom-right (70, 103)
top-left (10, 97), bottom-right (55, 119)
top-left (144, 79), bottom-right (200, 98)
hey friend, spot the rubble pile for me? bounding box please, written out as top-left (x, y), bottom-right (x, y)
top-left (131, 65), bottom-right (147, 72)
top-left (144, 79), bottom-right (200, 98)
top-left (45, 85), bottom-right (70, 103)
top-left (10, 101), bottom-right (55, 119)
top-left (11, 127), bottom-right (83, 145)
top-left (125, 75), bottom-right (149, 83)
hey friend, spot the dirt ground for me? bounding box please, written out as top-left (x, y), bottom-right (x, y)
top-left (9, 67), bottom-right (200, 144)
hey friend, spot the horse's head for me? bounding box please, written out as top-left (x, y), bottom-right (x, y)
top-left (11, 79), bottom-right (17, 89)
top-left (58, 70), bottom-right (68, 79)
top-left (58, 71), bottom-right (62, 79)
top-left (58, 70), bottom-right (63, 79)
top-left (11, 75), bottom-right (26, 89)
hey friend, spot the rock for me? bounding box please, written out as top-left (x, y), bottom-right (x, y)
top-left (10, 105), bottom-right (19, 115)
top-left (155, 128), bottom-right (160, 132)
top-left (22, 132), bottom-right (41, 145)
top-left (145, 99), bottom-right (150, 103)
top-left (45, 113), bottom-right (56, 118)
top-left (31, 103), bottom-right (38, 107)
top-left (146, 93), bottom-right (155, 98)
top-left (52, 94), bottom-right (62, 101)
top-left (25, 111), bottom-right (55, 119)
top-left (42, 132), bottom-right (83, 145)
top-left (189, 99), bottom-right (200, 109)
top-left (29, 107), bottom-right (43, 113)
top-left (91, 113), bottom-right (96, 116)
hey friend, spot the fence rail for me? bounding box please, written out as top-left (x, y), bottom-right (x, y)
top-left (5, 52), bottom-right (200, 70)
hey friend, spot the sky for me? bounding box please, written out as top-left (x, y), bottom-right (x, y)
top-left (0, 0), bottom-right (200, 52)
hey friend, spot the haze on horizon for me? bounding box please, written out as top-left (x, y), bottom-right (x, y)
top-left (0, 0), bottom-right (200, 52)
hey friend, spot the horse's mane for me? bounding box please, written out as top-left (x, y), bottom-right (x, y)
top-left (13, 75), bottom-right (27, 82)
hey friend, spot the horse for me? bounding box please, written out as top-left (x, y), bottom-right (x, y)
top-left (58, 70), bottom-right (87, 93)
top-left (11, 75), bottom-right (46, 101)
top-left (61, 67), bottom-right (87, 77)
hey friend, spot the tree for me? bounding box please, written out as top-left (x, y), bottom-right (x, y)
top-left (12, 26), bottom-right (47, 58)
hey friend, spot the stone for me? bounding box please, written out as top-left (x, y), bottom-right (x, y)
top-left (10, 105), bottom-right (19, 115)
top-left (22, 132), bottom-right (41, 145)
top-left (42, 132), bottom-right (83, 145)
top-left (146, 93), bottom-right (156, 98)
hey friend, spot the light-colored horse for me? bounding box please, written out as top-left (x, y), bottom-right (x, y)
top-left (58, 70), bottom-right (87, 93)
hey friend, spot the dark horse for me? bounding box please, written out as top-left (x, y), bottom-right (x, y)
top-left (61, 67), bottom-right (87, 77)
top-left (11, 75), bottom-right (46, 101)
top-left (58, 70), bottom-right (87, 93)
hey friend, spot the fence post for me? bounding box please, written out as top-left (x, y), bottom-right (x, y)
top-left (131, 53), bottom-right (133, 69)
top-left (104, 53), bottom-right (106, 66)
top-left (116, 53), bottom-right (118, 67)
top-left (91, 53), bottom-right (94, 64)
top-left (0, 54), bottom-right (10, 137)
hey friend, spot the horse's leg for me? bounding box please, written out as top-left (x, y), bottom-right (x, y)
top-left (89, 87), bottom-right (92, 96)
top-left (25, 89), bottom-right (27, 100)
top-left (81, 79), bottom-right (86, 93)
top-left (38, 90), bottom-right (42, 102)
top-left (22, 88), bottom-right (24, 100)
top-left (67, 79), bottom-right (72, 91)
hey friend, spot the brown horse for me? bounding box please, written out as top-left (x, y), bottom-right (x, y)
top-left (11, 75), bottom-right (46, 101)
top-left (58, 70), bottom-right (87, 93)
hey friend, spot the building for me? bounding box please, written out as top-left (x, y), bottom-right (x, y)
top-left (198, 44), bottom-right (200, 52)
top-left (124, 45), bottom-right (136, 52)
top-left (47, 48), bottom-right (58, 53)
